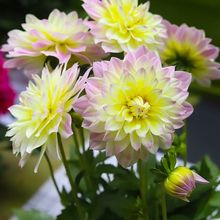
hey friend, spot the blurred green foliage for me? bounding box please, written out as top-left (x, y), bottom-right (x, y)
top-left (149, 0), bottom-right (220, 49)
top-left (1, 0), bottom-right (220, 48)
top-left (14, 209), bottom-right (53, 220)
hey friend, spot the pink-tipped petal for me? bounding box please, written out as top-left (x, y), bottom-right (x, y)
top-left (193, 172), bottom-right (209, 184)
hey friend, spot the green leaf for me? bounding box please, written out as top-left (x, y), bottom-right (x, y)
top-left (173, 134), bottom-right (180, 146)
top-left (150, 168), bottom-right (167, 182)
top-left (13, 209), bottom-right (53, 220)
top-left (57, 205), bottom-right (80, 220)
top-left (192, 156), bottom-right (219, 182)
top-left (99, 177), bottom-right (111, 191)
top-left (213, 212), bottom-right (220, 219)
top-left (96, 164), bottom-right (126, 176)
top-left (98, 209), bottom-right (122, 220)
top-left (157, 148), bottom-right (177, 176)
top-left (208, 191), bottom-right (220, 207)
top-left (88, 191), bottom-right (136, 220)
top-left (180, 184), bottom-right (217, 220)
top-left (179, 129), bottom-right (187, 142)
top-left (75, 170), bottom-right (85, 186)
top-left (169, 215), bottom-right (189, 220)
top-left (167, 151), bottom-right (177, 171)
top-left (60, 187), bottom-right (72, 206)
top-left (161, 157), bottom-right (171, 173)
top-left (176, 143), bottom-right (186, 158)
top-left (94, 152), bottom-right (107, 164)
top-left (172, 129), bottom-right (187, 160)
top-left (84, 150), bottom-right (95, 167)
top-left (68, 159), bottom-right (80, 168)
top-left (110, 171), bottom-right (139, 192)
top-left (190, 183), bottom-right (213, 202)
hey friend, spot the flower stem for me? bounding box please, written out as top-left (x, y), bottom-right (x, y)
top-left (190, 83), bottom-right (220, 99)
top-left (44, 152), bottom-right (62, 198)
top-left (183, 121), bottom-right (188, 166)
top-left (161, 187), bottom-right (167, 220)
top-left (57, 134), bottom-right (84, 219)
top-left (72, 126), bottom-right (94, 192)
top-left (79, 127), bottom-right (86, 153)
top-left (138, 160), bottom-right (149, 220)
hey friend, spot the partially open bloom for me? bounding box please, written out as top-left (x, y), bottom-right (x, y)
top-left (164, 166), bottom-right (209, 202)
top-left (160, 21), bottom-right (220, 86)
top-left (0, 52), bottom-right (15, 114)
top-left (75, 46), bottom-right (193, 167)
top-left (83, 0), bottom-right (166, 53)
top-left (6, 64), bottom-right (89, 172)
top-left (2, 9), bottom-right (105, 76)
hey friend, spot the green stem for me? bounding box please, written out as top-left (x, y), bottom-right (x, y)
top-left (161, 187), bottom-right (167, 220)
top-left (44, 152), bottom-right (62, 199)
top-left (130, 165), bottom-right (134, 172)
top-left (57, 134), bottom-right (84, 219)
top-left (190, 83), bottom-right (220, 99)
top-left (79, 127), bottom-right (86, 153)
top-left (73, 126), bottom-right (93, 191)
top-left (138, 160), bottom-right (149, 220)
top-left (72, 127), bottom-right (81, 155)
top-left (183, 121), bottom-right (188, 166)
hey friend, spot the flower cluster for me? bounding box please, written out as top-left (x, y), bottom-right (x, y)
top-left (75, 47), bottom-right (193, 167)
top-left (3, 1), bottom-right (217, 216)
top-left (2, 9), bottom-right (105, 76)
top-left (6, 64), bottom-right (89, 172)
top-left (0, 52), bottom-right (15, 114)
top-left (3, 0), bottom-right (219, 174)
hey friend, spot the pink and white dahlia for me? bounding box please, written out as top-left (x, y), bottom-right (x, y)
top-left (160, 21), bottom-right (220, 86)
top-left (6, 64), bottom-right (89, 172)
top-left (75, 47), bottom-right (193, 167)
top-left (2, 9), bottom-right (105, 76)
top-left (83, 0), bottom-right (166, 53)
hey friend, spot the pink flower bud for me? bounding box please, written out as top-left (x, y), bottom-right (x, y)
top-left (164, 166), bottom-right (209, 202)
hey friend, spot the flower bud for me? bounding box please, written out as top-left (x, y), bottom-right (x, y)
top-left (164, 166), bottom-right (209, 202)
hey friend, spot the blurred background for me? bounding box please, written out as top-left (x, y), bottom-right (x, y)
top-left (0, 0), bottom-right (220, 219)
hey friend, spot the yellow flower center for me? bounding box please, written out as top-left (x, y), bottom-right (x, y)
top-left (127, 96), bottom-right (150, 119)
top-left (161, 40), bottom-right (207, 77)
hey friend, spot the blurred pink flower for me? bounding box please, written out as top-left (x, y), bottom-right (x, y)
top-left (160, 20), bottom-right (220, 86)
top-left (2, 9), bottom-right (106, 76)
top-left (75, 46), bottom-right (193, 167)
top-left (0, 52), bottom-right (15, 115)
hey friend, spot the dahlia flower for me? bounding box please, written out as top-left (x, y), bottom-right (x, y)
top-left (83, 0), bottom-right (166, 53)
top-left (0, 52), bottom-right (15, 114)
top-left (2, 9), bottom-right (105, 76)
top-left (6, 64), bottom-right (89, 172)
top-left (164, 166), bottom-right (208, 202)
top-left (160, 21), bottom-right (220, 86)
top-left (75, 46), bottom-right (193, 167)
